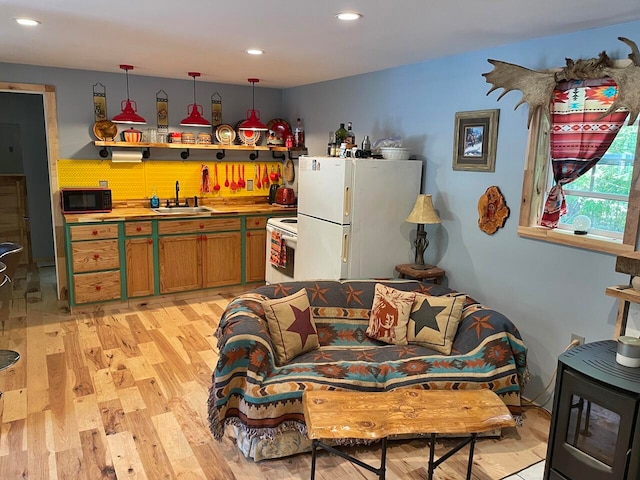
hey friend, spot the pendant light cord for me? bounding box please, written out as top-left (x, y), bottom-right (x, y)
top-left (124, 68), bottom-right (130, 100)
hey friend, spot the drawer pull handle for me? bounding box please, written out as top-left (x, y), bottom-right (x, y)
top-left (93, 254), bottom-right (100, 259)
top-left (148, 239), bottom-right (153, 245)
top-left (92, 230), bottom-right (98, 236)
top-left (200, 223), bottom-right (205, 229)
top-left (95, 285), bottom-right (101, 291)
top-left (247, 232), bottom-right (251, 237)
top-left (136, 226), bottom-right (142, 232)
top-left (202, 235), bottom-right (207, 242)
top-left (254, 220), bottom-right (260, 225)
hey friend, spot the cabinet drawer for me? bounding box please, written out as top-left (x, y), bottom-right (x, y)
top-left (246, 216), bottom-right (267, 230)
top-left (73, 270), bottom-right (121, 304)
top-left (158, 217), bottom-right (241, 234)
top-left (125, 221), bottom-right (153, 236)
top-left (69, 224), bottom-right (119, 241)
top-left (71, 239), bottom-right (120, 273)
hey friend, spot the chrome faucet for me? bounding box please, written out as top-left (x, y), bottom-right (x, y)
top-left (175, 180), bottom-right (180, 206)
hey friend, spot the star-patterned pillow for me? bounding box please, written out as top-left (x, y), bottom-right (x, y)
top-left (407, 294), bottom-right (466, 354)
top-left (263, 288), bottom-right (319, 365)
top-left (366, 284), bottom-right (416, 345)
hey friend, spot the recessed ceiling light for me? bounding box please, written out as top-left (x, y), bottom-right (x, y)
top-left (246, 49), bottom-right (264, 55)
top-left (335, 12), bottom-right (362, 21)
top-left (14, 18), bottom-right (41, 26)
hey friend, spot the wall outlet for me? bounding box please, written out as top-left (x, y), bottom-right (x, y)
top-left (571, 333), bottom-right (585, 346)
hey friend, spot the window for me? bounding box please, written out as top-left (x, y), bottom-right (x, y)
top-left (519, 112), bottom-right (640, 255)
top-left (554, 122), bottom-right (638, 239)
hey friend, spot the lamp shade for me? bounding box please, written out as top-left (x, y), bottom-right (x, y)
top-left (180, 72), bottom-right (211, 127)
top-left (406, 194), bottom-right (441, 224)
top-left (112, 65), bottom-right (146, 125)
top-left (239, 78), bottom-right (268, 131)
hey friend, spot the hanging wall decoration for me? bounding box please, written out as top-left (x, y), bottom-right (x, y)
top-left (92, 83), bottom-right (107, 122)
top-left (483, 36), bottom-right (640, 128)
top-left (156, 89), bottom-right (169, 131)
top-left (478, 186), bottom-right (509, 235)
top-left (211, 92), bottom-right (222, 127)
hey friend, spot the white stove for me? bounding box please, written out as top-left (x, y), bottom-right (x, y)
top-left (265, 217), bottom-right (298, 283)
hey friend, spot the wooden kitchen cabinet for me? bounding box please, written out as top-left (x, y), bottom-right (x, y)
top-left (125, 221), bottom-right (155, 298)
top-left (202, 232), bottom-right (242, 287)
top-left (68, 223), bottom-right (122, 304)
top-left (159, 235), bottom-right (201, 293)
top-left (158, 217), bottom-right (241, 294)
top-left (245, 215), bottom-right (268, 283)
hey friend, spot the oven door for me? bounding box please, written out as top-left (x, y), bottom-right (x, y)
top-left (265, 224), bottom-right (296, 284)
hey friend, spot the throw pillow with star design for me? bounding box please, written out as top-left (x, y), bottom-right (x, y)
top-left (407, 294), bottom-right (466, 354)
top-left (263, 288), bottom-right (319, 365)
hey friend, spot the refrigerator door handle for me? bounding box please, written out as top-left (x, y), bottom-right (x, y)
top-left (344, 186), bottom-right (350, 217)
top-left (342, 233), bottom-right (349, 263)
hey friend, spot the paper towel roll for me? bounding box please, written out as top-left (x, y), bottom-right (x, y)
top-left (111, 150), bottom-right (142, 163)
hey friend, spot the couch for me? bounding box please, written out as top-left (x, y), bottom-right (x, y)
top-left (207, 280), bottom-right (528, 461)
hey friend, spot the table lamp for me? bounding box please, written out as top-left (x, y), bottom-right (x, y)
top-left (406, 194), bottom-right (441, 270)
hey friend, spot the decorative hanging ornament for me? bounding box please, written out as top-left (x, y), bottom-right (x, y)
top-left (92, 83), bottom-right (107, 122)
top-left (211, 92), bottom-right (222, 127)
top-left (156, 89), bottom-right (169, 130)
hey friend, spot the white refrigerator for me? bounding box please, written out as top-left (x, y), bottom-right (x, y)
top-left (296, 156), bottom-right (422, 280)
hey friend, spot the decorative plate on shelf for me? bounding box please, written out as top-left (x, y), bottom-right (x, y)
top-left (215, 124), bottom-right (236, 145)
top-left (266, 118), bottom-right (292, 145)
top-left (92, 120), bottom-right (118, 141)
top-left (235, 120), bottom-right (261, 146)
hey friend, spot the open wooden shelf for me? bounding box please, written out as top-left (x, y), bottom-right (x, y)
top-left (94, 141), bottom-right (307, 160)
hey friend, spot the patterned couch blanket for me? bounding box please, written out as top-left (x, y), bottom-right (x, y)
top-left (208, 280), bottom-right (528, 444)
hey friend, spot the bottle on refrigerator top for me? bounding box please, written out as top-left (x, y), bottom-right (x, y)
top-left (361, 135), bottom-right (371, 157)
top-left (294, 118), bottom-right (305, 148)
top-left (335, 123), bottom-right (347, 145)
top-left (346, 122), bottom-right (355, 146)
top-left (327, 131), bottom-right (334, 156)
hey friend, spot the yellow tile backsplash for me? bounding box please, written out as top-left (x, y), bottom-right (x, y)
top-left (58, 160), bottom-right (281, 201)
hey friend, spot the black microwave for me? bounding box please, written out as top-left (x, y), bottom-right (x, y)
top-left (61, 187), bottom-right (112, 214)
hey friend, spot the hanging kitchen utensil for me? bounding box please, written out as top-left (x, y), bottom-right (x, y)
top-left (230, 165), bottom-right (238, 191)
top-left (284, 158), bottom-right (295, 183)
top-left (225, 164), bottom-right (229, 187)
top-left (256, 165), bottom-right (261, 188)
top-left (263, 164), bottom-right (269, 186)
top-left (270, 166), bottom-right (278, 182)
top-left (239, 164), bottom-right (246, 188)
top-left (214, 164), bottom-right (221, 191)
top-left (200, 164), bottom-right (211, 193)
top-left (277, 164), bottom-right (282, 181)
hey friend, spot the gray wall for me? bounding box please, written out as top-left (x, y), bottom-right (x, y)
top-left (282, 20), bottom-right (640, 406)
top-left (0, 92), bottom-right (52, 263)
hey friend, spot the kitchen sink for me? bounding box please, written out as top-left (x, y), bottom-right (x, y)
top-left (151, 206), bottom-right (215, 215)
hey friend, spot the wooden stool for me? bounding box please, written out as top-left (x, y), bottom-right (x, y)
top-left (395, 263), bottom-right (445, 284)
top-left (303, 389), bottom-right (515, 480)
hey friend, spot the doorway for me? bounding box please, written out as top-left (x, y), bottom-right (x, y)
top-left (0, 82), bottom-right (65, 300)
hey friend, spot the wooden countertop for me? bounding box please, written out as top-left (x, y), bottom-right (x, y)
top-left (64, 204), bottom-right (297, 223)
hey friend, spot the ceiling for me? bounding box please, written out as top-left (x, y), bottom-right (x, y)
top-left (2, 0), bottom-right (640, 89)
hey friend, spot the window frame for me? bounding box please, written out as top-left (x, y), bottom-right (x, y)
top-left (518, 107), bottom-right (640, 255)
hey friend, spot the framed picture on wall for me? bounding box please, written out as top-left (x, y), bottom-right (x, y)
top-left (452, 109), bottom-right (500, 172)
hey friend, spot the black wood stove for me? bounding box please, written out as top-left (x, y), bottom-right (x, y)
top-left (545, 340), bottom-right (640, 480)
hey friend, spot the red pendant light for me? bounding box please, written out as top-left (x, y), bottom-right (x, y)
top-left (180, 72), bottom-right (211, 127)
top-left (239, 78), bottom-right (268, 131)
top-left (111, 65), bottom-right (146, 125)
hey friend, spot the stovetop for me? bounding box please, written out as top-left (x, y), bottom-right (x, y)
top-left (267, 216), bottom-right (298, 235)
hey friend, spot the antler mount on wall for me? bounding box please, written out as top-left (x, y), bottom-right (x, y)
top-left (483, 37), bottom-right (640, 127)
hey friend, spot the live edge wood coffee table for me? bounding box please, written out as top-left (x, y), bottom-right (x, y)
top-left (302, 389), bottom-right (515, 480)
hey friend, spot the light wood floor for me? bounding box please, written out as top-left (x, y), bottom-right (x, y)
top-left (0, 266), bottom-right (550, 479)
